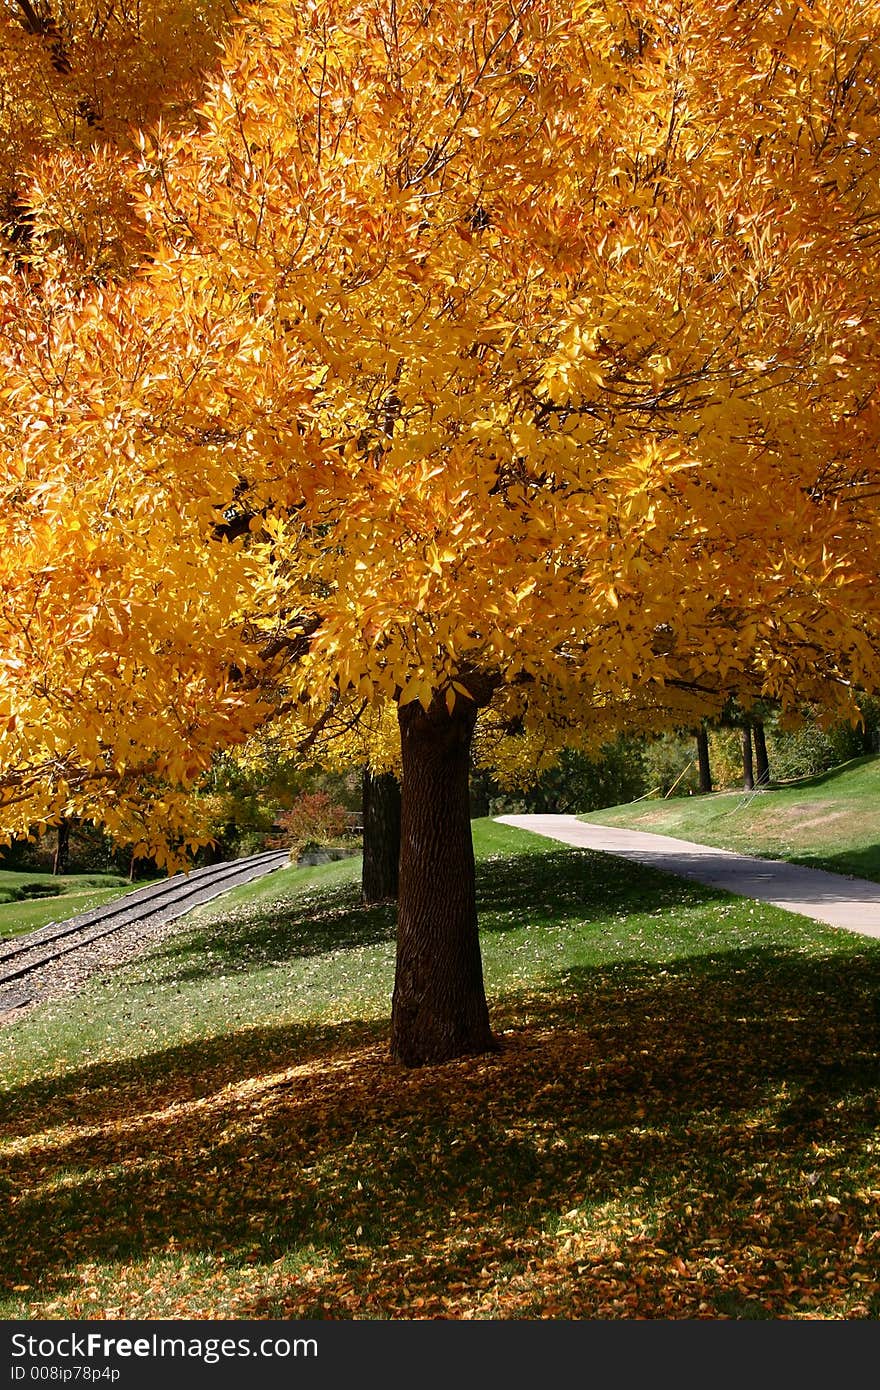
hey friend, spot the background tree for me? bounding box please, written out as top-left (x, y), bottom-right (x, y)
top-left (741, 724), bottom-right (756, 792)
top-left (753, 719), bottom-right (771, 788)
top-left (695, 724), bottom-right (713, 796)
top-left (51, 813), bottom-right (71, 874)
top-left (361, 768), bottom-right (401, 905)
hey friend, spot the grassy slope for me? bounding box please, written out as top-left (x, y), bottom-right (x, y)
top-left (1, 820), bottom-right (879, 1320)
top-left (579, 755), bottom-right (880, 881)
top-left (0, 872), bottom-right (136, 940)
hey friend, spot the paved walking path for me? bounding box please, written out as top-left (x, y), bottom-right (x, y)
top-left (495, 814), bottom-right (880, 940)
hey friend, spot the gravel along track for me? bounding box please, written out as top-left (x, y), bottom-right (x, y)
top-left (0, 849), bottom-right (291, 1023)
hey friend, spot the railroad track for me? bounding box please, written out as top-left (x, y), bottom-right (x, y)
top-left (0, 848), bottom-right (291, 1011)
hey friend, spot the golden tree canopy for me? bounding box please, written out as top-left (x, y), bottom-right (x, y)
top-left (2, 0), bottom-right (880, 857)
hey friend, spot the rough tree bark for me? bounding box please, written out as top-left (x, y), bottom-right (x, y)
top-left (741, 723), bottom-right (755, 791)
top-left (753, 719), bottom-right (770, 787)
top-left (391, 690), bottom-right (497, 1067)
top-left (695, 724), bottom-right (712, 794)
top-left (361, 767), bottom-right (401, 904)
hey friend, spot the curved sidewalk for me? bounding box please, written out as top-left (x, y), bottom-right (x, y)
top-left (495, 814), bottom-right (880, 940)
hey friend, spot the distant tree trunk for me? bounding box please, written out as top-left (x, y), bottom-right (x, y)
top-left (469, 771), bottom-right (491, 819)
top-left (695, 724), bottom-right (713, 794)
top-left (753, 720), bottom-right (770, 787)
top-left (741, 724), bottom-right (755, 791)
top-left (361, 767), bottom-right (401, 904)
top-left (53, 816), bottom-right (71, 875)
top-left (391, 693), bottom-right (497, 1067)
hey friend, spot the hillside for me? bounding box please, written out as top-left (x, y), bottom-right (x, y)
top-left (579, 755), bottom-right (880, 882)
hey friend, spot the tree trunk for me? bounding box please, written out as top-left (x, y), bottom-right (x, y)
top-left (391, 694), bottom-right (496, 1067)
top-left (753, 719), bottom-right (770, 787)
top-left (741, 724), bottom-right (755, 791)
top-left (361, 767), bottom-right (401, 904)
top-left (53, 816), bottom-right (71, 875)
top-left (695, 724), bottom-right (712, 794)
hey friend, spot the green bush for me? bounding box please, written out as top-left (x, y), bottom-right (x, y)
top-left (488, 738), bottom-right (649, 815)
top-left (17, 882), bottom-right (59, 899)
top-left (767, 709), bottom-right (867, 782)
top-left (638, 732), bottom-right (700, 797)
top-left (707, 728), bottom-right (744, 789)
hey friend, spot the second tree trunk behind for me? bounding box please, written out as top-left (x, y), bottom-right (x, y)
top-left (361, 767), bottom-right (401, 904)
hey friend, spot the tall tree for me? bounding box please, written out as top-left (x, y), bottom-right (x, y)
top-left (753, 719), bottom-right (771, 788)
top-left (695, 725), bottom-right (713, 796)
top-left (361, 767), bottom-right (401, 905)
top-left (741, 724), bottom-right (755, 793)
top-left (3, 0), bottom-right (880, 1060)
top-left (52, 814), bottom-right (71, 875)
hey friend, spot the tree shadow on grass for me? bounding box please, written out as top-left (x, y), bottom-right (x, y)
top-left (2, 944), bottom-right (879, 1318)
top-left (787, 845), bottom-right (880, 883)
top-left (0, 1017), bottom-right (388, 1136)
top-left (477, 846), bottom-right (722, 924)
top-left (150, 887), bottom-right (397, 983)
top-left (151, 846), bottom-right (722, 987)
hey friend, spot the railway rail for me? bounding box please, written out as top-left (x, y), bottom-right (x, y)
top-left (0, 848), bottom-right (291, 1013)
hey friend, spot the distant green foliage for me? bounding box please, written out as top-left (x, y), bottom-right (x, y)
top-left (485, 730), bottom-right (709, 814)
top-left (766, 698), bottom-right (877, 782)
top-left (481, 692), bottom-right (880, 813)
top-left (707, 727), bottom-right (744, 789)
top-left (486, 738), bottom-right (648, 815)
top-left (638, 732), bottom-right (700, 797)
top-left (195, 754), bottom-right (361, 860)
top-left (688, 699), bottom-right (879, 790)
top-left (769, 722), bottom-right (852, 781)
top-left (0, 823), bottom-right (138, 876)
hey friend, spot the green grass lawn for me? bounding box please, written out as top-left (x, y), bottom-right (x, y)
top-left (1, 820), bottom-right (878, 1320)
top-left (579, 754), bottom-right (880, 881)
top-left (0, 872), bottom-right (139, 940)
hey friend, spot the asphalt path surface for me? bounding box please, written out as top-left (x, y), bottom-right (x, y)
top-left (495, 814), bottom-right (880, 940)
